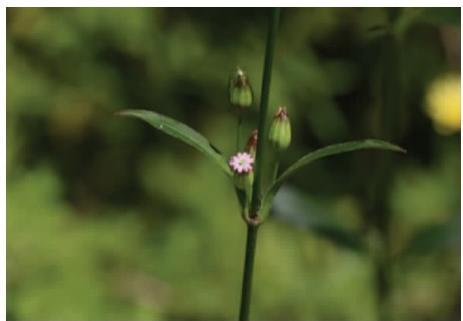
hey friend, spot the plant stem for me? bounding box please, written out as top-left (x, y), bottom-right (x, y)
top-left (236, 112), bottom-right (243, 150)
top-left (376, 257), bottom-right (391, 321)
top-left (250, 7), bottom-right (281, 216)
top-left (238, 8), bottom-right (280, 321)
top-left (238, 224), bottom-right (259, 321)
top-left (271, 150), bottom-right (280, 182)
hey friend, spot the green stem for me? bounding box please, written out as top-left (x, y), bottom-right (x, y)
top-left (250, 8), bottom-right (280, 216)
top-left (375, 257), bottom-right (391, 321)
top-left (238, 225), bottom-right (259, 321)
top-left (271, 151), bottom-right (280, 182)
top-left (236, 112), bottom-right (243, 150)
top-left (238, 8), bottom-right (280, 321)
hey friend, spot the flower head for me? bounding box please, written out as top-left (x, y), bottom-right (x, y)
top-left (229, 152), bottom-right (254, 174)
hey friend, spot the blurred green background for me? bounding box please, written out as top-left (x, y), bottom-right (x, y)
top-left (6, 7), bottom-right (461, 321)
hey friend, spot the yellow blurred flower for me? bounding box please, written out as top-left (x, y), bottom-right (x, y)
top-left (425, 73), bottom-right (461, 135)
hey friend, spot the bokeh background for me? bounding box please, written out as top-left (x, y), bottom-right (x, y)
top-left (6, 7), bottom-right (461, 321)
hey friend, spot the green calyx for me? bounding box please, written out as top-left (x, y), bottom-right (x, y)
top-left (268, 106), bottom-right (291, 151)
top-left (229, 67), bottom-right (253, 109)
top-left (234, 171), bottom-right (254, 190)
top-left (234, 171), bottom-right (254, 208)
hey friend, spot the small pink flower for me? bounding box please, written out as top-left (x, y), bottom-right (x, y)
top-left (229, 152), bottom-right (254, 174)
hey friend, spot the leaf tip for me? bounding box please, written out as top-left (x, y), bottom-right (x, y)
top-left (398, 146), bottom-right (407, 154)
top-left (114, 110), bottom-right (135, 117)
top-left (388, 143), bottom-right (407, 154)
top-left (366, 139), bottom-right (407, 154)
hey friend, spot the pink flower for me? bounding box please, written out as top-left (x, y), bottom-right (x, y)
top-left (229, 152), bottom-right (254, 174)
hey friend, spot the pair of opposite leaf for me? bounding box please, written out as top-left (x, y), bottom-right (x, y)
top-left (117, 68), bottom-right (405, 219)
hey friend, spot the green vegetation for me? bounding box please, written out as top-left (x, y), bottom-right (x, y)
top-left (7, 7), bottom-right (460, 321)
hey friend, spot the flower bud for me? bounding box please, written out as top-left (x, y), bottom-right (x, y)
top-left (268, 106), bottom-right (291, 151)
top-left (229, 67), bottom-right (253, 109)
top-left (245, 129), bottom-right (258, 158)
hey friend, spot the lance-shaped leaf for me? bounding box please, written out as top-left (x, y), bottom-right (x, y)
top-left (262, 139), bottom-right (405, 213)
top-left (117, 109), bottom-right (232, 176)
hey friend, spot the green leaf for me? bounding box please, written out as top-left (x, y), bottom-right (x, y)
top-left (117, 109), bottom-right (232, 176)
top-left (263, 139), bottom-right (405, 212)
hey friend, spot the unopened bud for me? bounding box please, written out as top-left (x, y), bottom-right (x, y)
top-left (245, 129), bottom-right (258, 157)
top-left (229, 67), bottom-right (253, 109)
top-left (268, 106), bottom-right (291, 151)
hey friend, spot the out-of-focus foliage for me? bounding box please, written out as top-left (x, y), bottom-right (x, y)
top-left (6, 7), bottom-right (460, 321)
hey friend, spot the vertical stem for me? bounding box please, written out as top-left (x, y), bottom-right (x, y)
top-left (238, 7), bottom-right (281, 321)
top-left (236, 113), bottom-right (243, 150)
top-left (238, 225), bottom-right (259, 321)
top-left (373, 29), bottom-right (402, 321)
top-left (376, 258), bottom-right (391, 321)
top-left (250, 7), bottom-right (281, 216)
